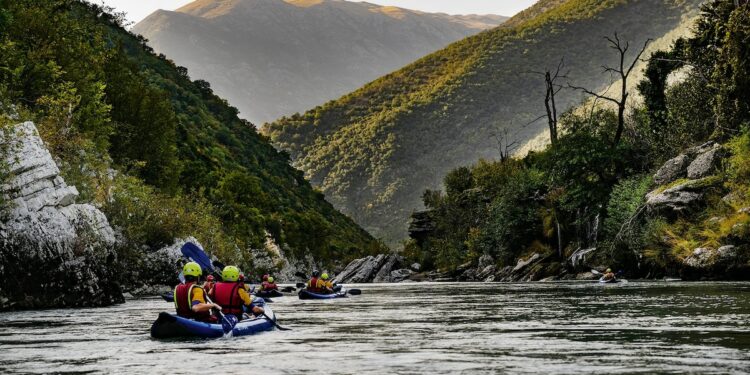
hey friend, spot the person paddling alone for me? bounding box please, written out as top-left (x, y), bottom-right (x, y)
top-left (174, 262), bottom-right (221, 322)
top-left (602, 268), bottom-right (616, 281)
top-left (210, 266), bottom-right (265, 320)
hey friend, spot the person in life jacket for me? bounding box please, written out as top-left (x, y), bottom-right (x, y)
top-left (174, 262), bottom-right (221, 322)
top-left (260, 276), bottom-right (278, 292)
top-left (203, 274), bottom-right (216, 295)
top-left (210, 266), bottom-right (264, 320)
top-left (602, 268), bottom-right (616, 281)
top-left (320, 273), bottom-right (334, 293)
top-left (307, 270), bottom-right (322, 293)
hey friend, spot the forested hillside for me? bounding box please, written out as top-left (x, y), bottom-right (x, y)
top-left (404, 0), bottom-right (750, 280)
top-left (133, 0), bottom-right (507, 125)
top-left (265, 0), bottom-right (703, 245)
top-left (0, 0), bottom-right (381, 274)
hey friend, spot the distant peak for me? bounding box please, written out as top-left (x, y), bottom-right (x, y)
top-left (284, 0), bottom-right (325, 7)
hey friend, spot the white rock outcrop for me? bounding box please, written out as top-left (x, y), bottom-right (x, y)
top-left (0, 122), bottom-right (122, 310)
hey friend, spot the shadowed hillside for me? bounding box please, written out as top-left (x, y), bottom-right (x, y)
top-left (264, 0), bottom-right (704, 245)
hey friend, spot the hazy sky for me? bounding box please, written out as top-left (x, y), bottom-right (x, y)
top-left (92, 0), bottom-right (539, 25)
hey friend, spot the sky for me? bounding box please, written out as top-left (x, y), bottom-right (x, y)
top-left (91, 0), bottom-right (539, 25)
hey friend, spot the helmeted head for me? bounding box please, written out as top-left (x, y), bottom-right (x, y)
top-left (606, 268), bottom-right (612, 273)
top-left (312, 270), bottom-right (320, 277)
top-left (262, 274), bottom-right (269, 281)
top-left (239, 274), bottom-right (245, 282)
top-left (321, 273), bottom-right (329, 280)
top-left (268, 276), bottom-right (274, 283)
top-left (206, 275), bottom-right (214, 282)
top-left (222, 266), bottom-right (240, 282)
top-left (183, 262), bottom-right (202, 277)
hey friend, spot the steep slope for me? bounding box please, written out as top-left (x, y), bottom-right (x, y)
top-left (0, 0), bottom-right (379, 274)
top-left (264, 0), bottom-right (704, 245)
top-left (132, 0), bottom-right (508, 124)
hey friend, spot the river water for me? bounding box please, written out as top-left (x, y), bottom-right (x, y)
top-left (1, 282), bottom-right (749, 374)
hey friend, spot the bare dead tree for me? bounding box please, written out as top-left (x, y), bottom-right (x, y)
top-left (569, 33), bottom-right (652, 146)
top-left (489, 124), bottom-right (520, 162)
top-left (528, 58), bottom-right (567, 146)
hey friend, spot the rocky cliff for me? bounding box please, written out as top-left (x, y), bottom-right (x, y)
top-left (0, 122), bottom-right (123, 310)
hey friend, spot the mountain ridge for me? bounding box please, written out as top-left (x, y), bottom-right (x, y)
top-left (264, 0), bottom-right (704, 246)
top-left (133, 0), bottom-right (508, 125)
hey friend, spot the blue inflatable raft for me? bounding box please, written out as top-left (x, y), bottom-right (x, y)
top-left (298, 289), bottom-right (348, 300)
top-left (150, 305), bottom-right (276, 339)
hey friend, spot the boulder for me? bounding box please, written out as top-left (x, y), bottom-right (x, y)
top-left (687, 144), bottom-right (722, 179)
top-left (0, 122), bottom-right (123, 310)
top-left (653, 154), bottom-right (689, 185)
top-left (410, 263), bottom-right (421, 271)
top-left (681, 244), bottom-right (750, 280)
top-left (390, 269), bottom-right (414, 282)
top-left (477, 254), bottom-right (494, 269)
top-left (646, 177), bottom-right (721, 214)
top-left (333, 254), bottom-right (401, 283)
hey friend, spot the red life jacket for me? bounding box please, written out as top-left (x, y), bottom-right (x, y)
top-left (174, 282), bottom-right (210, 321)
top-left (266, 282), bottom-right (278, 291)
top-left (212, 282), bottom-right (244, 316)
top-left (307, 277), bottom-right (320, 292)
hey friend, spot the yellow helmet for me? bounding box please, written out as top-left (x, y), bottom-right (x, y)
top-left (183, 262), bottom-right (202, 277)
top-left (221, 266), bottom-right (240, 282)
top-left (321, 273), bottom-right (329, 280)
top-left (606, 268), bottom-right (612, 273)
top-left (267, 276), bottom-right (274, 283)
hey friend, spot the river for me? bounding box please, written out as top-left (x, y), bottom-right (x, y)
top-left (1, 282), bottom-right (749, 374)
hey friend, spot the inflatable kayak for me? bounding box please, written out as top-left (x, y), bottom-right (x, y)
top-left (255, 290), bottom-right (284, 298)
top-left (599, 277), bottom-right (627, 284)
top-left (150, 305), bottom-right (276, 339)
top-left (298, 289), bottom-right (347, 300)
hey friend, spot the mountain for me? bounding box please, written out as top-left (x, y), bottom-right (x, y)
top-left (0, 0), bottom-right (380, 279)
top-left (132, 0), bottom-right (508, 125)
top-left (263, 0), bottom-right (705, 245)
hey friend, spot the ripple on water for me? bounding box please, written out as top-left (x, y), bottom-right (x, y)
top-left (0, 282), bottom-right (749, 374)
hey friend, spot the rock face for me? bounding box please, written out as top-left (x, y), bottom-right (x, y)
top-left (681, 245), bottom-right (749, 280)
top-left (653, 154), bottom-right (690, 185)
top-left (687, 143), bottom-right (723, 179)
top-left (0, 122), bottom-right (122, 310)
top-left (646, 175), bottom-right (724, 215)
top-left (333, 254), bottom-right (405, 283)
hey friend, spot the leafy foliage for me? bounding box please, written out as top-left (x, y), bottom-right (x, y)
top-left (265, 0), bottom-right (703, 245)
top-left (0, 0), bottom-right (380, 272)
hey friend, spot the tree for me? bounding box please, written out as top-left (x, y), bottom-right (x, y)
top-left (570, 33), bottom-right (651, 146)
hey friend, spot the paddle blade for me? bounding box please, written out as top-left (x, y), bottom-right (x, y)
top-left (178, 272), bottom-right (185, 284)
top-left (591, 269), bottom-right (602, 275)
top-left (181, 242), bottom-right (214, 273)
top-left (348, 289), bottom-right (362, 295)
top-left (281, 286), bottom-right (296, 293)
top-left (221, 314), bottom-right (238, 333)
top-left (161, 292), bottom-right (174, 303)
top-left (295, 282), bottom-right (305, 288)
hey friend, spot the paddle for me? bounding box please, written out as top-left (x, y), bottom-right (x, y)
top-left (181, 242), bottom-right (214, 274)
top-left (204, 292), bottom-right (237, 334)
top-left (347, 288), bottom-right (362, 295)
top-left (296, 282), bottom-right (306, 289)
top-left (281, 286), bottom-right (296, 293)
top-left (262, 312), bottom-right (291, 331)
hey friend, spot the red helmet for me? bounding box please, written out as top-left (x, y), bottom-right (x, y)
top-left (262, 274), bottom-right (269, 281)
top-left (206, 275), bottom-right (214, 281)
top-left (239, 274), bottom-right (245, 282)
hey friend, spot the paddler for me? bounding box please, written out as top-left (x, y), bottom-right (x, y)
top-left (307, 270), bottom-right (322, 293)
top-left (260, 276), bottom-right (279, 292)
top-left (174, 262), bottom-right (221, 322)
top-left (602, 268), bottom-right (616, 281)
top-left (320, 273), bottom-right (334, 294)
top-left (203, 274), bottom-right (216, 294)
top-left (210, 266), bottom-right (265, 320)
